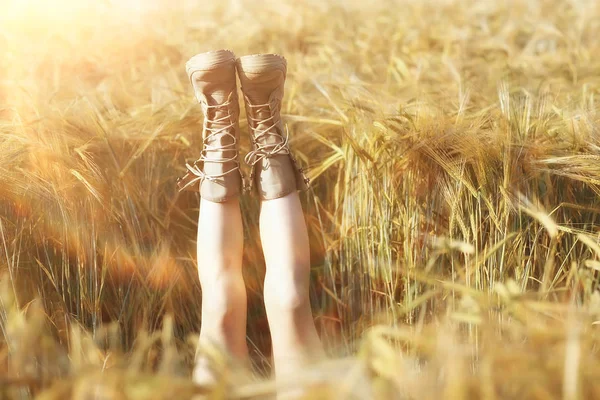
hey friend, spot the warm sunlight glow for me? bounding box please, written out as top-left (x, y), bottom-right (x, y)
top-left (1, 0), bottom-right (150, 31)
top-left (2, 0), bottom-right (600, 396)
top-left (4, 0), bottom-right (145, 15)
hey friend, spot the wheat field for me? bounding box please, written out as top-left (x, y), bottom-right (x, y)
top-left (2, 0), bottom-right (600, 398)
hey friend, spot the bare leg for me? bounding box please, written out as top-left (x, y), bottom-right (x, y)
top-left (195, 197), bottom-right (248, 383)
top-left (260, 192), bottom-right (324, 378)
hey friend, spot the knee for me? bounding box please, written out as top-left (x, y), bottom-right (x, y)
top-left (263, 271), bottom-right (310, 312)
top-left (200, 274), bottom-right (246, 314)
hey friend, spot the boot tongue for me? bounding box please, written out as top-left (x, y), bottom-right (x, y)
top-left (242, 88), bottom-right (270, 105)
top-left (242, 86), bottom-right (280, 146)
top-left (207, 95), bottom-right (230, 125)
top-left (248, 101), bottom-right (279, 147)
top-left (206, 91), bottom-right (229, 104)
top-left (201, 92), bottom-right (236, 152)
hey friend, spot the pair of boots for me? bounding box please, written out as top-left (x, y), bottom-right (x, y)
top-left (177, 50), bottom-right (310, 202)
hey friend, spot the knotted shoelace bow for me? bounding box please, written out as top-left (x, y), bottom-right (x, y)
top-left (243, 96), bottom-right (290, 166)
top-left (178, 98), bottom-right (240, 192)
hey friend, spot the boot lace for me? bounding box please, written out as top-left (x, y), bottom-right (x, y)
top-left (243, 96), bottom-right (290, 166)
top-left (178, 98), bottom-right (240, 191)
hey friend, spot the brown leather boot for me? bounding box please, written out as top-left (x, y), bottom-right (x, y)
top-left (236, 54), bottom-right (310, 200)
top-left (177, 50), bottom-right (244, 202)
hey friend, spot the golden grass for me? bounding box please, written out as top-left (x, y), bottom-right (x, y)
top-left (2, 0), bottom-right (600, 398)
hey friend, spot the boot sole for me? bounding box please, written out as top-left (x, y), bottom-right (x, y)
top-left (236, 53), bottom-right (287, 76)
top-left (185, 49), bottom-right (237, 84)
